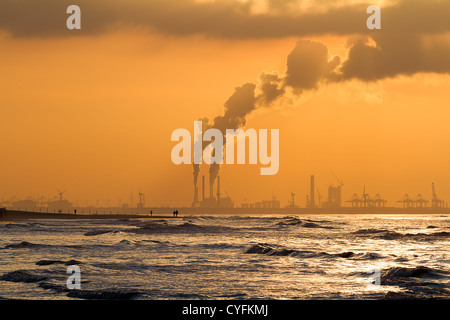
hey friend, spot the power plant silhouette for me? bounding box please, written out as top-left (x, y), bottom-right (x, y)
top-left (188, 171), bottom-right (448, 212)
top-left (1, 174), bottom-right (448, 214)
top-left (191, 174), bottom-right (234, 208)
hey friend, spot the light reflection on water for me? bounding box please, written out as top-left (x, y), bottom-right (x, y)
top-left (0, 214), bottom-right (449, 299)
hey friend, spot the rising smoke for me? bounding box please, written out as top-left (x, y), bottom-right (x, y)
top-left (194, 40), bottom-right (341, 193)
top-left (193, 30), bottom-right (450, 193)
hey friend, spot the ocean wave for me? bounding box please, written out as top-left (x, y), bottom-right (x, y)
top-left (378, 231), bottom-right (450, 240)
top-left (116, 239), bottom-right (177, 247)
top-left (126, 221), bottom-right (231, 234)
top-left (2, 241), bottom-right (83, 250)
top-left (0, 270), bottom-right (48, 283)
top-left (379, 266), bottom-right (450, 299)
top-left (353, 229), bottom-right (450, 240)
top-left (352, 228), bottom-right (391, 235)
top-left (274, 218), bottom-right (334, 229)
top-left (183, 216), bottom-right (217, 221)
top-left (2, 241), bottom-right (43, 249)
top-left (1, 223), bottom-right (30, 229)
top-left (275, 218), bottom-right (302, 226)
top-left (37, 281), bottom-right (69, 293)
top-left (36, 259), bottom-right (82, 266)
top-left (302, 222), bottom-right (333, 229)
top-left (244, 243), bottom-right (382, 260)
top-left (84, 229), bottom-right (116, 236)
top-left (118, 239), bottom-right (133, 245)
top-left (321, 251), bottom-right (383, 260)
top-left (381, 266), bottom-right (447, 281)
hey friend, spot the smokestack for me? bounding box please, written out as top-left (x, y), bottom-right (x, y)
top-left (210, 173), bottom-right (214, 199)
top-left (192, 186), bottom-right (198, 207)
top-left (310, 175), bottom-right (315, 208)
top-left (202, 175), bottom-right (205, 202)
top-left (217, 175), bottom-right (220, 208)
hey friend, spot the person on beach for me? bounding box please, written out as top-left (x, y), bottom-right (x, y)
top-left (150, 210), bottom-right (152, 217)
top-left (74, 209), bottom-right (77, 215)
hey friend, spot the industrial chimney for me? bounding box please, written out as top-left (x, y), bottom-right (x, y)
top-left (209, 175), bottom-right (214, 199)
top-left (217, 175), bottom-right (221, 208)
top-left (310, 175), bottom-right (315, 208)
top-left (192, 186), bottom-right (198, 207)
top-left (202, 175), bottom-right (205, 202)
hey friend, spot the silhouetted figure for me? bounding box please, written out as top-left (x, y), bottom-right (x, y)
top-left (172, 210), bottom-right (175, 217)
top-left (74, 209), bottom-right (77, 215)
top-left (175, 210), bottom-right (179, 217)
top-left (150, 210), bottom-right (152, 217)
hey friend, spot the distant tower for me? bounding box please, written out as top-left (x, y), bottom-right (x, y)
top-left (192, 186), bottom-right (199, 207)
top-left (309, 175), bottom-right (315, 208)
top-left (192, 177), bottom-right (199, 208)
top-left (431, 182), bottom-right (444, 209)
top-left (217, 176), bottom-right (221, 208)
top-left (210, 176), bottom-right (214, 199)
top-left (137, 190), bottom-right (145, 209)
top-left (202, 175), bottom-right (205, 202)
top-left (57, 190), bottom-right (65, 201)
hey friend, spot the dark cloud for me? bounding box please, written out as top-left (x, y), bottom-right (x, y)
top-left (339, 33), bottom-right (450, 81)
top-left (1, 0), bottom-right (449, 39)
top-left (285, 40), bottom-right (340, 90)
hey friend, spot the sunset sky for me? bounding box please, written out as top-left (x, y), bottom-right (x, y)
top-left (1, 0), bottom-right (450, 207)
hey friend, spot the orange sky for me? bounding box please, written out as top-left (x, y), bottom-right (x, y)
top-left (1, 1), bottom-right (450, 207)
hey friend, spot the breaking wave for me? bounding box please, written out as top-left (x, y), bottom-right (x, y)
top-left (244, 243), bottom-right (383, 260)
top-left (275, 218), bottom-right (334, 229)
top-left (380, 266), bottom-right (450, 299)
top-left (126, 221), bottom-right (232, 234)
top-left (2, 241), bottom-right (83, 250)
top-left (84, 229), bottom-right (116, 236)
top-left (381, 266), bottom-right (446, 281)
top-left (36, 259), bottom-right (82, 266)
top-left (353, 229), bottom-right (450, 241)
top-left (2, 241), bottom-right (44, 249)
top-left (0, 270), bottom-right (48, 283)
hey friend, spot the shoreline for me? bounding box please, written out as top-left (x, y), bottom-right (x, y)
top-left (0, 210), bottom-right (179, 221)
top-left (1, 207), bottom-right (449, 221)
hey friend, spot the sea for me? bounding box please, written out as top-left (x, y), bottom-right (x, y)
top-left (0, 214), bottom-right (449, 300)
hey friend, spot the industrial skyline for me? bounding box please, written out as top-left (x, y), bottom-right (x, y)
top-left (1, 173), bottom-right (447, 212)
